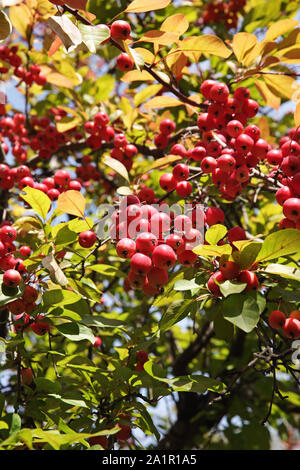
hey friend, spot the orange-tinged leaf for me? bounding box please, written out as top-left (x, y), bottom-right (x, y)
top-left (133, 47), bottom-right (155, 65)
top-left (265, 19), bottom-right (298, 41)
top-left (65, 0), bottom-right (87, 10)
top-left (57, 190), bottom-right (86, 218)
top-left (161, 14), bottom-right (189, 36)
top-left (257, 116), bottom-right (270, 141)
top-left (144, 96), bottom-right (184, 109)
top-left (121, 70), bottom-right (155, 82)
top-left (125, 0), bottom-right (171, 13)
top-left (255, 80), bottom-right (281, 109)
top-left (232, 32), bottom-right (258, 64)
top-left (178, 35), bottom-right (231, 58)
top-left (138, 30), bottom-right (179, 46)
top-left (43, 71), bottom-right (75, 88)
top-left (295, 101), bottom-right (300, 127)
top-left (166, 51), bottom-right (187, 77)
top-left (48, 35), bottom-right (63, 57)
top-left (102, 156), bottom-right (129, 183)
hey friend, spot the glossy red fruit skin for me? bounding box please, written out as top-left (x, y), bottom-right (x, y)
top-left (93, 336), bottom-right (102, 348)
top-left (176, 181), bottom-right (192, 197)
top-left (116, 53), bottom-right (134, 72)
top-left (159, 119), bottom-right (176, 135)
top-left (3, 269), bottom-right (21, 287)
top-left (207, 271), bottom-right (225, 297)
top-left (88, 436), bottom-right (108, 449)
top-left (0, 225), bottom-right (16, 243)
top-left (209, 83), bottom-right (229, 103)
top-left (110, 20), bottom-right (131, 40)
top-left (21, 368), bottom-right (33, 385)
top-left (152, 244), bottom-right (176, 270)
top-left (227, 226), bottom-right (246, 243)
top-left (31, 315), bottom-right (51, 336)
top-left (147, 267), bottom-right (168, 289)
top-left (116, 238), bottom-right (136, 259)
top-left (205, 207), bottom-right (225, 226)
top-left (177, 248), bottom-right (198, 266)
top-left (22, 285), bottom-right (38, 303)
top-left (237, 270), bottom-right (259, 291)
top-left (283, 318), bottom-right (300, 339)
top-left (219, 260), bottom-right (240, 280)
top-left (200, 79), bottom-right (217, 99)
top-left (159, 173), bottom-right (177, 192)
top-left (154, 133), bottom-right (169, 149)
top-left (268, 310), bottom-right (286, 330)
top-left (283, 197), bottom-right (300, 221)
top-left (54, 169), bottom-right (71, 187)
top-left (130, 253), bottom-right (152, 275)
top-left (136, 232), bottom-right (158, 254)
top-left (173, 164), bottom-right (189, 182)
top-left (78, 230), bottom-right (97, 248)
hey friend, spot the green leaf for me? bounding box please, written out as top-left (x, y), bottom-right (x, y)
top-left (205, 224), bottom-right (227, 245)
top-left (193, 244), bottom-right (232, 257)
top-left (35, 378), bottom-right (62, 394)
top-left (255, 229), bottom-right (300, 263)
top-left (219, 280), bottom-right (247, 297)
top-left (80, 315), bottom-right (125, 328)
top-left (159, 299), bottom-right (195, 333)
top-left (78, 23), bottom-right (110, 53)
top-left (20, 186), bottom-right (51, 221)
top-left (53, 225), bottom-right (77, 247)
top-left (223, 291), bottom-right (266, 333)
top-left (67, 277), bottom-right (102, 302)
top-left (261, 263), bottom-right (300, 282)
top-left (143, 362), bottom-right (225, 393)
top-left (88, 264), bottom-right (125, 278)
top-left (173, 279), bottom-right (200, 291)
top-left (0, 274), bottom-right (25, 308)
top-left (43, 288), bottom-right (81, 307)
top-left (213, 313), bottom-right (234, 342)
top-left (56, 322), bottom-right (95, 343)
top-left (239, 242), bottom-right (262, 270)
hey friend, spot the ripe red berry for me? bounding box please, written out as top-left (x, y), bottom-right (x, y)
top-left (237, 270), bottom-right (259, 291)
top-left (31, 315), bottom-right (51, 336)
top-left (226, 120), bottom-right (244, 138)
top-left (0, 225), bottom-right (16, 243)
top-left (136, 232), bottom-right (158, 254)
top-left (159, 173), bottom-right (177, 192)
top-left (116, 53), bottom-right (134, 71)
top-left (93, 336), bottom-right (102, 348)
top-left (116, 238), bottom-right (136, 259)
top-left (110, 20), bottom-right (131, 40)
top-left (78, 230), bottom-right (97, 248)
top-left (283, 317), bottom-right (300, 339)
top-left (54, 170), bottom-right (71, 187)
top-left (3, 269), bottom-right (21, 288)
top-left (173, 164), bottom-right (189, 182)
top-left (159, 119), bottom-right (176, 135)
top-left (205, 207), bottom-right (225, 226)
top-left (219, 260), bottom-right (240, 280)
top-left (147, 267), bottom-right (168, 289)
top-left (283, 197), bottom-right (300, 221)
top-left (209, 82), bottom-right (229, 103)
top-left (176, 181), bottom-right (192, 197)
top-left (130, 253), bottom-right (152, 275)
top-left (207, 271), bottom-right (225, 296)
top-left (152, 244), bottom-right (176, 269)
top-left (227, 226), bottom-right (246, 243)
top-left (268, 310), bottom-right (286, 330)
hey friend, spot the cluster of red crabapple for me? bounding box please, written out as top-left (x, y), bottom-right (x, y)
top-left (200, 0), bottom-right (247, 31)
top-left (0, 44), bottom-right (47, 88)
top-left (269, 309), bottom-right (300, 340)
top-left (0, 221), bottom-right (51, 336)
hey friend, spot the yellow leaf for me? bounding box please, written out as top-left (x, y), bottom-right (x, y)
top-left (134, 85), bottom-right (163, 107)
top-left (265, 19), bottom-right (298, 41)
top-left (56, 115), bottom-right (83, 133)
top-left (138, 30), bottom-right (179, 46)
top-left (166, 51), bottom-right (187, 77)
top-left (264, 73), bottom-right (297, 100)
top-left (178, 35), bottom-right (231, 58)
top-left (57, 191), bottom-right (86, 218)
top-left (255, 80), bottom-right (281, 109)
top-left (257, 116), bottom-right (270, 141)
top-left (9, 3), bottom-right (32, 38)
top-left (161, 14), bottom-right (189, 36)
top-left (133, 47), bottom-right (155, 65)
top-left (295, 101), bottom-right (300, 127)
top-left (142, 155), bottom-right (183, 174)
top-left (232, 32), bottom-right (258, 64)
top-left (121, 70), bottom-right (155, 82)
top-left (102, 156), bottom-right (129, 183)
top-left (144, 96), bottom-right (184, 109)
top-left (125, 0), bottom-right (171, 13)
